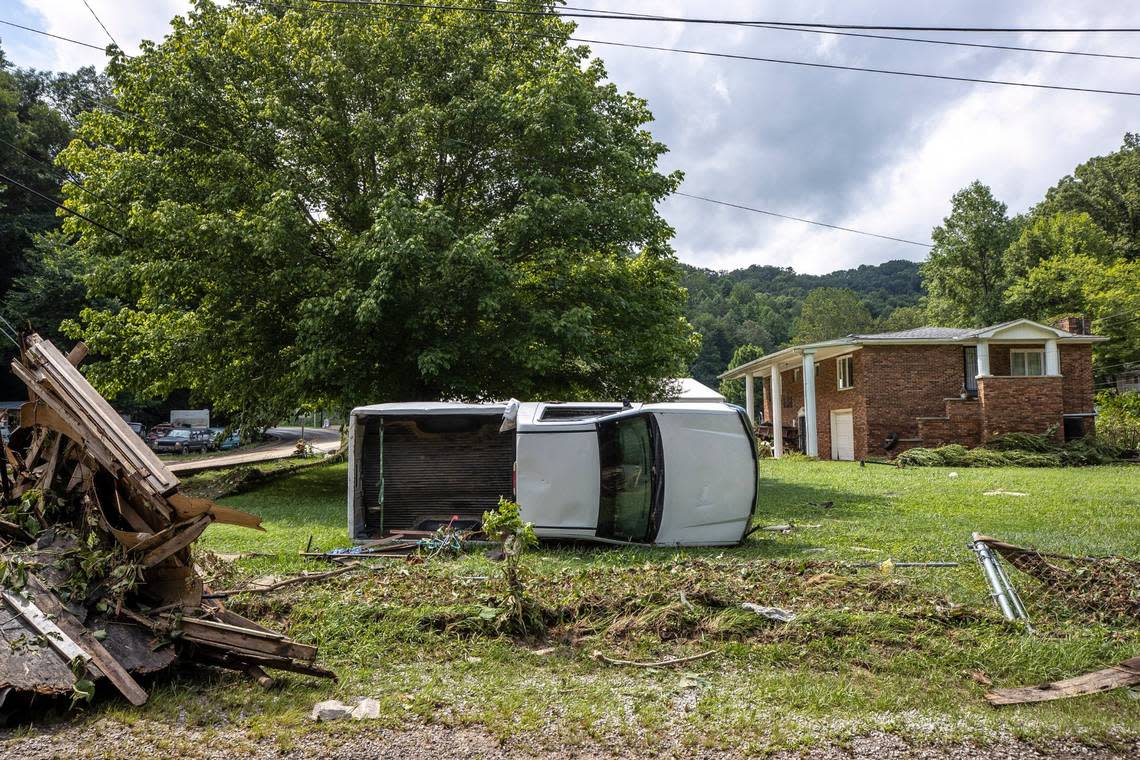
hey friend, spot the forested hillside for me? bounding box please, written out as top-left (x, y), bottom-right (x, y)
top-left (682, 260), bottom-right (925, 387)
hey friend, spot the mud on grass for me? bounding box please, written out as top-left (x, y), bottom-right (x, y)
top-left (180, 555), bottom-right (1140, 753)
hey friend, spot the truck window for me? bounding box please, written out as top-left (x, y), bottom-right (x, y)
top-left (596, 415), bottom-right (661, 543)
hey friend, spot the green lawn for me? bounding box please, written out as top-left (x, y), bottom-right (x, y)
top-left (99, 460), bottom-right (1140, 753)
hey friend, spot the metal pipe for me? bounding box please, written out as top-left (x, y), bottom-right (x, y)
top-left (971, 537), bottom-right (1015, 620)
top-left (990, 547), bottom-right (1034, 631)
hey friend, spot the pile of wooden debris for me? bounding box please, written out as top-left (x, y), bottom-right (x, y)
top-left (0, 334), bottom-right (332, 712)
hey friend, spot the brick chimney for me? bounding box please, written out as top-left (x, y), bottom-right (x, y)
top-left (1054, 315), bottom-right (1090, 335)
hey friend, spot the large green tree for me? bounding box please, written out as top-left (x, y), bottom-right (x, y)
top-left (791, 287), bottom-right (874, 344)
top-left (1037, 133), bottom-right (1140, 260)
top-left (57, 1), bottom-right (697, 423)
top-left (922, 181), bottom-right (1018, 327)
top-left (718, 343), bottom-right (765, 407)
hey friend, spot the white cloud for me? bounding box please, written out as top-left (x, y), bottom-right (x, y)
top-left (11, 0), bottom-right (191, 70)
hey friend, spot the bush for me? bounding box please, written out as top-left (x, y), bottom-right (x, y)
top-left (1096, 390), bottom-right (1140, 451)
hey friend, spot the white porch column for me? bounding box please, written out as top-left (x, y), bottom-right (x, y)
top-left (769, 365), bottom-right (783, 458)
top-left (744, 373), bottom-right (755, 424)
top-left (976, 340), bottom-right (990, 377)
top-left (1044, 339), bottom-right (1060, 376)
top-left (802, 349), bottom-right (819, 457)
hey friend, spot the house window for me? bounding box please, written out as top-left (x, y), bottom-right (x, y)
top-left (837, 355), bottom-right (854, 390)
top-left (1010, 349), bottom-right (1045, 376)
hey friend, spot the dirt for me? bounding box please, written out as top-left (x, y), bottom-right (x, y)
top-left (1, 719), bottom-right (1136, 759)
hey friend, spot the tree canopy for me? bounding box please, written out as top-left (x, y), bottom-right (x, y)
top-left (54, 1), bottom-right (696, 424)
top-left (922, 181), bottom-right (1018, 327)
top-left (920, 136), bottom-right (1140, 379)
top-left (791, 287), bottom-right (875, 344)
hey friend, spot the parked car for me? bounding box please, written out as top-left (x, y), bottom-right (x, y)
top-left (216, 429), bottom-right (242, 450)
top-left (127, 422), bottom-right (146, 438)
top-left (152, 427), bottom-right (212, 454)
top-left (146, 423), bottom-right (175, 446)
top-left (347, 401), bottom-right (758, 547)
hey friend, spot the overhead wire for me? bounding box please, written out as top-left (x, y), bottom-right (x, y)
top-left (237, 1), bottom-right (1140, 97)
top-left (0, 135), bottom-right (133, 218)
top-left (0, 170), bottom-right (132, 241)
top-left (0, 18), bottom-right (107, 51)
top-left (536, 1), bottom-right (1140, 61)
top-left (672, 192), bottom-right (932, 248)
top-left (80, 0), bottom-right (120, 49)
top-left (293, 1), bottom-right (1140, 34)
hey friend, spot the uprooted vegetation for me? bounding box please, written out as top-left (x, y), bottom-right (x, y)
top-left (220, 558), bottom-right (1017, 650)
top-left (896, 431), bottom-right (1123, 468)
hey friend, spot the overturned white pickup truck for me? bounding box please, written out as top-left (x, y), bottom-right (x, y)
top-left (347, 401), bottom-right (758, 547)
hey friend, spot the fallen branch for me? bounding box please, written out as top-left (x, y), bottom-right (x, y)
top-left (986, 656), bottom-right (1140, 706)
top-left (205, 563), bottom-right (360, 599)
top-left (591, 650), bottom-right (716, 668)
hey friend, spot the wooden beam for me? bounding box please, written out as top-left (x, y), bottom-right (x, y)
top-left (987, 656), bottom-right (1140, 706)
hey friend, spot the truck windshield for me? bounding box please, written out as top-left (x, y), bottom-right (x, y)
top-left (596, 414), bottom-right (661, 543)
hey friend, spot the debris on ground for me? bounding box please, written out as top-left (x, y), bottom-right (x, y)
top-left (986, 656), bottom-right (1140, 706)
top-left (970, 534), bottom-right (1033, 628)
top-left (591, 650), bottom-right (715, 668)
top-left (310, 697), bottom-right (384, 721)
top-left (762, 523), bottom-right (821, 533)
top-left (0, 334), bottom-right (333, 710)
top-left (740, 604), bottom-right (796, 622)
top-left (982, 490), bottom-right (1029, 497)
top-left (973, 534), bottom-right (1140, 624)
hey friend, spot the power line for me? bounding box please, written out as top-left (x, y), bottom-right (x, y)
top-left (0, 170), bottom-right (131, 242)
top-left (571, 36), bottom-right (1140, 97)
top-left (295, 1), bottom-right (1140, 34)
top-left (0, 18), bottom-right (106, 51)
top-left (80, 0), bottom-right (120, 49)
top-left (542, 2), bottom-right (1140, 61)
top-left (0, 135), bottom-right (131, 216)
top-left (673, 191), bottom-right (932, 248)
top-left (241, 2), bottom-right (1140, 97)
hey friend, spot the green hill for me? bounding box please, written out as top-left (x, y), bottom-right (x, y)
top-left (681, 259), bottom-right (926, 388)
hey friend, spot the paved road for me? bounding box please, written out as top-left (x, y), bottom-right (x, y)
top-left (166, 426), bottom-right (342, 475)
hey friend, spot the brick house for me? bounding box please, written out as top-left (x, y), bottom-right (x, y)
top-left (719, 318), bottom-right (1105, 461)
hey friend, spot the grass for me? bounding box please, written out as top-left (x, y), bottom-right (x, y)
top-left (58, 461), bottom-right (1140, 752)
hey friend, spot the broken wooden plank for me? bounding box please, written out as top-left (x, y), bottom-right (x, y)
top-left (66, 341), bottom-right (88, 367)
top-left (24, 575), bottom-right (149, 706)
top-left (986, 656), bottom-right (1140, 706)
top-left (1, 589), bottom-right (90, 665)
top-left (140, 517), bottom-right (211, 568)
top-left (166, 493), bottom-right (263, 531)
top-left (176, 617), bottom-right (317, 662)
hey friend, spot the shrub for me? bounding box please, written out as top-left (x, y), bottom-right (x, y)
top-left (1096, 390), bottom-right (1140, 451)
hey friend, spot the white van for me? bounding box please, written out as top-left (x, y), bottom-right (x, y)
top-left (347, 401), bottom-right (758, 547)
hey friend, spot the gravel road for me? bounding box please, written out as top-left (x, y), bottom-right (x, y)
top-left (2, 719), bottom-right (1136, 759)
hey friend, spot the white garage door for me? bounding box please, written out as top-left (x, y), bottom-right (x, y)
top-left (831, 410), bottom-right (855, 461)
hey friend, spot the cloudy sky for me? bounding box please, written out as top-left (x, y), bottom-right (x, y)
top-left (2, 1), bottom-right (1138, 274)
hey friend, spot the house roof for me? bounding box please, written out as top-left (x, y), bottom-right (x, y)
top-left (848, 327), bottom-right (974, 340)
top-left (672, 377), bottom-right (725, 402)
top-left (719, 318), bottom-right (1106, 380)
